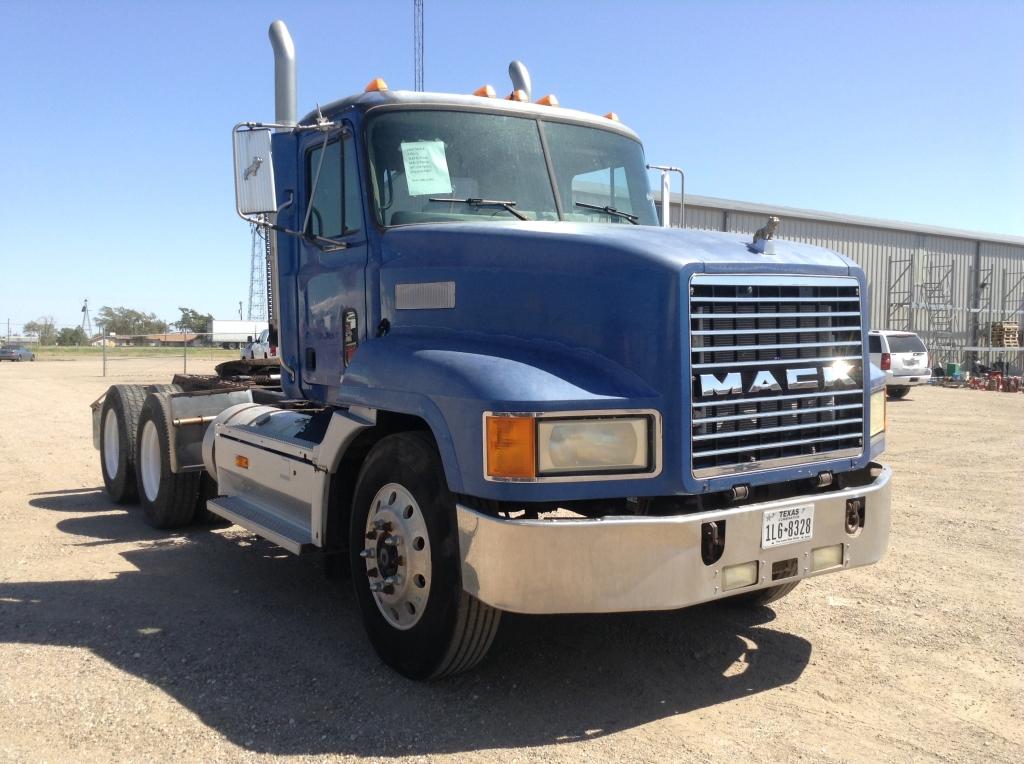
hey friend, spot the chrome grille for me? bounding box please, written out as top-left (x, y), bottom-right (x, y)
top-left (689, 275), bottom-right (865, 478)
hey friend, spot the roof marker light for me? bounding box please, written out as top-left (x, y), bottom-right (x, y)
top-left (365, 77), bottom-right (388, 92)
top-left (604, 112), bottom-right (620, 121)
top-left (506, 89), bottom-right (528, 102)
top-left (535, 94), bottom-right (559, 107)
top-left (473, 84), bottom-right (497, 98)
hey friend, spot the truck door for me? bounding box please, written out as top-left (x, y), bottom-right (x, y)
top-left (297, 126), bottom-right (367, 395)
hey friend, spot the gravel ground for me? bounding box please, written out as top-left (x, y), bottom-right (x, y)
top-left (1, 358), bottom-right (1021, 763)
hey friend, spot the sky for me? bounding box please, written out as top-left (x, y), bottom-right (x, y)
top-left (1, 0), bottom-right (1021, 332)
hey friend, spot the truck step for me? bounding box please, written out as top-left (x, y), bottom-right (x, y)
top-left (206, 496), bottom-right (313, 555)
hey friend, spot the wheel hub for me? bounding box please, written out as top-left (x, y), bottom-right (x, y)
top-left (363, 483), bottom-right (431, 630)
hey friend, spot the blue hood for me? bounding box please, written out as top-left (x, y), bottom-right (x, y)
top-left (376, 222), bottom-right (853, 394)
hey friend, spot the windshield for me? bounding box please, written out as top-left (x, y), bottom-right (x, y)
top-left (366, 110), bottom-right (657, 227)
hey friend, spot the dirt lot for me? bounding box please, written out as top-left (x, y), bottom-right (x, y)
top-left (1, 358), bottom-right (1021, 763)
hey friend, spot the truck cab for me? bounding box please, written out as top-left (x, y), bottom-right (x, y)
top-left (94, 21), bottom-right (891, 680)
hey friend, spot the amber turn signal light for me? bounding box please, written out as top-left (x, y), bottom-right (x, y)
top-left (365, 77), bottom-right (388, 92)
top-left (235, 455), bottom-right (249, 469)
top-left (485, 416), bottom-right (535, 479)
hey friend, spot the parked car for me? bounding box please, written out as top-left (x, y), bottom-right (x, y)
top-left (240, 329), bottom-right (275, 360)
top-left (0, 345), bottom-right (35, 362)
top-left (868, 330), bottom-right (930, 399)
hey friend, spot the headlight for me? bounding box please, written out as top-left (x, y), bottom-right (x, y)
top-left (869, 389), bottom-right (886, 438)
top-left (538, 417), bottom-right (649, 475)
top-left (485, 413), bottom-right (655, 480)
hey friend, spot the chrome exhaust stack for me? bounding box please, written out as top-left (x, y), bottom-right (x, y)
top-left (268, 20), bottom-right (296, 128)
top-left (508, 60), bottom-right (532, 101)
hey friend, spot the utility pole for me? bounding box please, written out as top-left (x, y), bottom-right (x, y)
top-left (238, 301), bottom-right (243, 320)
top-left (414, 0), bottom-right (424, 91)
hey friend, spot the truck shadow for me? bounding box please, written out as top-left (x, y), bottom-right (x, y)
top-left (3, 506), bottom-right (812, 756)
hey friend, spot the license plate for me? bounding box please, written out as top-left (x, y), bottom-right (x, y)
top-left (905, 359), bottom-right (918, 366)
top-left (762, 505), bottom-right (814, 549)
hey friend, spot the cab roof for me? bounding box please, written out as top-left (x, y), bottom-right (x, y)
top-left (300, 88), bottom-right (641, 142)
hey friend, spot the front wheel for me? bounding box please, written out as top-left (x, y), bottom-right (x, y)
top-left (349, 432), bottom-right (501, 680)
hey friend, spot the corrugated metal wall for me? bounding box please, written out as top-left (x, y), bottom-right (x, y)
top-left (658, 196), bottom-right (1024, 366)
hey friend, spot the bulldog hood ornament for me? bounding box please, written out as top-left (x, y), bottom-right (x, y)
top-left (750, 216), bottom-right (780, 254)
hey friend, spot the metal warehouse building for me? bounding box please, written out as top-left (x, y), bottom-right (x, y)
top-left (657, 193), bottom-right (1024, 371)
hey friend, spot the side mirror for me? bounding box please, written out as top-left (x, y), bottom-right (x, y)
top-left (233, 126), bottom-right (278, 215)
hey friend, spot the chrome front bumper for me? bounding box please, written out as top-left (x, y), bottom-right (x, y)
top-left (456, 465), bottom-right (892, 614)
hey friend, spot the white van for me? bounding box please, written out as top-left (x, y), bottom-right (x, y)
top-left (868, 330), bottom-right (931, 399)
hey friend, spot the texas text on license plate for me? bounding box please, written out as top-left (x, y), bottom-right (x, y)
top-left (762, 505), bottom-right (814, 549)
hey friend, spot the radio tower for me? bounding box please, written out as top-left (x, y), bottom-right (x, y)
top-left (80, 299), bottom-right (93, 336)
top-left (247, 220), bottom-right (268, 321)
top-left (414, 0), bottom-right (424, 91)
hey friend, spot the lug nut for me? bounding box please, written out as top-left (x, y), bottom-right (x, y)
top-left (366, 567), bottom-right (379, 578)
top-left (384, 536), bottom-right (402, 547)
top-left (383, 575), bottom-right (402, 586)
top-left (359, 548), bottom-right (375, 559)
top-left (373, 519), bottom-right (392, 531)
top-left (365, 530), bottom-right (377, 540)
top-left (369, 582), bottom-right (385, 592)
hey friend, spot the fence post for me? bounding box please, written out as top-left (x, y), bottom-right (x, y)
top-left (102, 335), bottom-right (107, 377)
top-left (183, 338), bottom-right (187, 374)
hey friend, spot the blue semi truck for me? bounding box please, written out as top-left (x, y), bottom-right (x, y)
top-left (92, 21), bottom-right (891, 679)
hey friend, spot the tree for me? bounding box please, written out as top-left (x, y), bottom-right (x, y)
top-left (56, 326), bottom-right (88, 346)
top-left (23, 316), bottom-right (56, 345)
top-left (173, 307), bottom-right (212, 336)
top-left (96, 306), bottom-right (168, 337)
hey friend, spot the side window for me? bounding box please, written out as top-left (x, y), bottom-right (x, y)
top-left (307, 133), bottom-right (362, 237)
top-left (868, 335), bottom-right (881, 353)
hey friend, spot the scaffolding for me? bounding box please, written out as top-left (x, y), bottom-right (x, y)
top-left (885, 253), bottom-right (914, 332)
top-left (918, 258), bottom-right (957, 367)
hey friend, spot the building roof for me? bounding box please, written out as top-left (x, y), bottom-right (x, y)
top-left (666, 192), bottom-right (1024, 247)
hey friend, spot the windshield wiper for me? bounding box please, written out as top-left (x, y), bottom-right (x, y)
top-left (428, 197), bottom-right (528, 221)
top-left (574, 201), bottom-right (638, 225)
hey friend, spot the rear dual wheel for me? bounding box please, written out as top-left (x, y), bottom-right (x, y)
top-left (349, 432), bottom-right (501, 679)
top-left (136, 395), bottom-right (201, 529)
top-left (100, 385), bottom-right (149, 503)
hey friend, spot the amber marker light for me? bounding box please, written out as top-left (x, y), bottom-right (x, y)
top-left (235, 455), bottom-right (250, 469)
top-left (604, 112), bottom-right (620, 121)
top-left (535, 94), bottom-right (559, 107)
top-left (365, 77), bottom-right (388, 92)
top-left (473, 84), bottom-right (497, 98)
top-left (485, 416), bottom-right (536, 479)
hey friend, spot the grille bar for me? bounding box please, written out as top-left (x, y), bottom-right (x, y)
top-left (693, 340), bottom-right (862, 352)
top-left (692, 418), bottom-right (863, 442)
top-left (695, 432), bottom-right (865, 459)
top-left (694, 326), bottom-right (861, 336)
top-left (691, 296), bottom-right (861, 303)
top-left (692, 389), bottom-right (863, 408)
top-left (697, 403), bottom-right (862, 424)
top-left (688, 274), bottom-right (865, 478)
top-left (693, 310), bottom-right (861, 319)
top-left (692, 355), bottom-right (860, 369)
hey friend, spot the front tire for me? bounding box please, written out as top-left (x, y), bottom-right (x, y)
top-left (100, 385), bottom-right (148, 503)
top-left (136, 395), bottom-right (201, 529)
top-left (887, 386), bottom-right (910, 400)
top-left (349, 432), bottom-right (501, 679)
